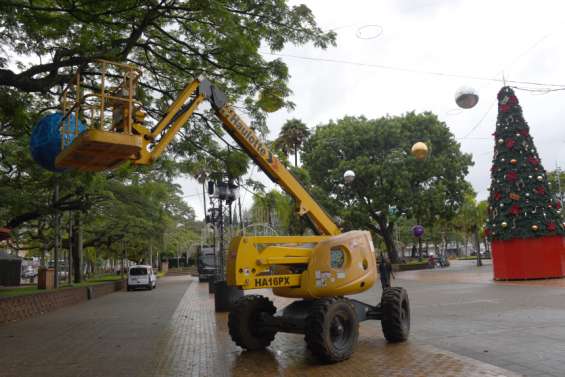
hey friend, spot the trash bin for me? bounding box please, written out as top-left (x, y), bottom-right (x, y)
top-left (0, 253), bottom-right (22, 286)
top-left (38, 267), bottom-right (55, 289)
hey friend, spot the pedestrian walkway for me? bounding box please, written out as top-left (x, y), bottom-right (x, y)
top-left (401, 259), bottom-right (565, 287)
top-left (2, 268), bottom-right (554, 377)
top-left (153, 280), bottom-right (519, 377)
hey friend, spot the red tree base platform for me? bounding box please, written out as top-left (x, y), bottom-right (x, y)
top-left (492, 235), bottom-right (565, 280)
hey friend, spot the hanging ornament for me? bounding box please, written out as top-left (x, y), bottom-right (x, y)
top-left (534, 186), bottom-right (545, 195)
top-left (536, 175), bottom-right (543, 181)
top-left (498, 138), bottom-right (504, 145)
top-left (501, 221), bottom-right (508, 228)
top-left (499, 203), bottom-right (505, 208)
top-left (412, 225), bottom-right (425, 238)
top-left (501, 158), bottom-right (506, 163)
top-left (525, 192), bottom-right (530, 198)
top-left (494, 192), bottom-right (502, 201)
top-left (528, 175), bottom-right (533, 179)
top-left (515, 133), bottom-right (521, 137)
top-left (510, 159), bottom-right (517, 165)
top-left (556, 201), bottom-right (562, 210)
top-left (531, 224), bottom-right (539, 231)
top-left (455, 86), bottom-right (479, 109)
top-left (410, 142), bottom-right (429, 160)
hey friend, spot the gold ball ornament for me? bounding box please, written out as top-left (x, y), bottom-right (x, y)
top-left (501, 221), bottom-right (508, 228)
top-left (531, 224), bottom-right (539, 231)
top-left (510, 159), bottom-right (517, 165)
top-left (498, 138), bottom-right (504, 144)
top-left (411, 142), bottom-right (429, 160)
top-left (537, 175), bottom-right (543, 181)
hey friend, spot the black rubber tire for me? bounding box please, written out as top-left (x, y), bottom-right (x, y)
top-left (228, 295), bottom-right (277, 351)
top-left (381, 287), bottom-right (410, 342)
top-left (304, 297), bottom-right (359, 363)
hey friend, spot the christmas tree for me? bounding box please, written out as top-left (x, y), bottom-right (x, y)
top-left (485, 86), bottom-right (565, 240)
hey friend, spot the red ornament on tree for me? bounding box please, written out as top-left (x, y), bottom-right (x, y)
top-left (535, 186), bottom-right (545, 196)
top-left (519, 129), bottom-right (529, 137)
top-left (557, 201), bottom-right (562, 210)
top-left (494, 192), bottom-right (502, 201)
top-left (509, 204), bottom-right (521, 216)
top-left (505, 138), bottom-right (516, 149)
top-left (500, 103), bottom-right (510, 112)
top-left (506, 171), bottom-right (518, 182)
top-left (527, 156), bottom-right (539, 165)
top-left (547, 222), bottom-right (557, 232)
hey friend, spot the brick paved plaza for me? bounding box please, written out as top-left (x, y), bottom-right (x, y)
top-left (2, 260), bottom-right (565, 376)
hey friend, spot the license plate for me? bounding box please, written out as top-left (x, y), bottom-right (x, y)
top-left (245, 274), bottom-right (300, 289)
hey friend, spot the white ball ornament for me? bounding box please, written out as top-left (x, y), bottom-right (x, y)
top-left (455, 86), bottom-right (479, 109)
top-left (343, 170), bottom-right (355, 184)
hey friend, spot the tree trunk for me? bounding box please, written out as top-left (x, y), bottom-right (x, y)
top-left (472, 225), bottom-right (482, 266)
top-left (374, 219), bottom-right (399, 263)
top-left (72, 212), bottom-right (83, 283)
top-left (382, 229), bottom-right (399, 262)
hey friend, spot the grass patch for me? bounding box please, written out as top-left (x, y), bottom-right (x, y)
top-left (0, 286), bottom-right (44, 298)
top-left (456, 256), bottom-right (491, 260)
top-left (0, 274), bottom-right (125, 298)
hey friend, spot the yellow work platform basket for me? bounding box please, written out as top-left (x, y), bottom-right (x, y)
top-left (55, 60), bottom-right (145, 172)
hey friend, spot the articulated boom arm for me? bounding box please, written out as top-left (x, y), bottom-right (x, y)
top-left (134, 78), bottom-right (340, 236)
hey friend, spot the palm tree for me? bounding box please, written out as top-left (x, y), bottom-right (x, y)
top-left (275, 119), bottom-right (310, 167)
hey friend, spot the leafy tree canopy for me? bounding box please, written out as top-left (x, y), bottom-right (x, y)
top-left (302, 112), bottom-right (473, 261)
top-left (0, 0), bottom-right (335, 130)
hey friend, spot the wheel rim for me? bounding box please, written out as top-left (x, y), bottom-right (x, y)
top-left (330, 311), bottom-right (353, 349)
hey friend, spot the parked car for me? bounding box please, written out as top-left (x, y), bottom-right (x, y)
top-left (127, 265), bottom-right (157, 291)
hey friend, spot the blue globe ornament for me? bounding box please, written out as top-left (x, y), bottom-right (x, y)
top-left (30, 112), bottom-right (86, 172)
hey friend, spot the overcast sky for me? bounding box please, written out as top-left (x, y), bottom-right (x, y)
top-left (178, 0), bottom-right (565, 220)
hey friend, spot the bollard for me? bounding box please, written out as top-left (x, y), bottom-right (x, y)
top-left (214, 280), bottom-right (243, 312)
top-left (208, 276), bottom-right (216, 294)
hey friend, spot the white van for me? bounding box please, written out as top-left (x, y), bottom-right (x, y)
top-left (127, 265), bottom-right (157, 291)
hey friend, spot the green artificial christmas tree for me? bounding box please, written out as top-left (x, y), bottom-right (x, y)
top-left (485, 86), bottom-right (565, 240)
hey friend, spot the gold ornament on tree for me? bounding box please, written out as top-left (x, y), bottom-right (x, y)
top-left (501, 221), bottom-right (508, 228)
top-left (531, 224), bottom-right (539, 231)
top-left (411, 142), bottom-right (429, 160)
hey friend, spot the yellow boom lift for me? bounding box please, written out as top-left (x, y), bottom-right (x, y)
top-left (57, 61), bottom-right (410, 362)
